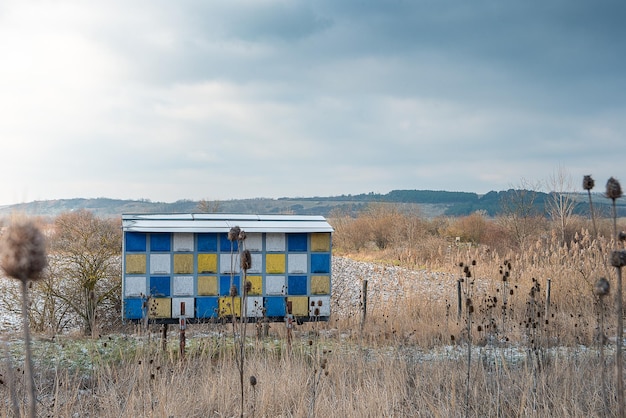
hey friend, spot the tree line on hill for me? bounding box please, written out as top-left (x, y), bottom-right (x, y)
top-left (1, 189), bottom-right (624, 218)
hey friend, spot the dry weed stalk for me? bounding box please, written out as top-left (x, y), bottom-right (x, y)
top-left (0, 218), bottom-right (47, 418)
top-left (605, 176), bottom-right (625, 418)
top-left (228, 226), bottom-right (251, 418)
top-left (583, 175), bottom-right (598, 237)
top-left (458, 260), bottom-right (475, 418)
top-left (595, 276), bottom-right (610, 415)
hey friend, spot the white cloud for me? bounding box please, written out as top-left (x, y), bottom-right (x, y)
top-left (0, 0), bottom-right (625, 205)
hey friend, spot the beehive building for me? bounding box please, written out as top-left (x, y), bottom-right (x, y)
top-left (122, 214), bottom-right (333, 323)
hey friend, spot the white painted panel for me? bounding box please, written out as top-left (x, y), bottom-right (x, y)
top-left (245, 233), bottom-right (263, 251)
top-left (266, 233), bottom-right (285, 251)
top-left (125, 276), bottom-right (147, 297)
top-left (248, 253), bottom-right (262, 274)
top-left (309, 296), bottom-right (331, 316)
top-left (266, 276), bottom-right (286, 295)
top-left (246, 296), bottom-right (264, 318)
top-left (220, 253), bottom-right (241, 273)
top-left (123, 215), bottom-right (334, 233)
top-left (150, 254), bottom-right (171, 274)
top-left (288, 254), bottom-right (308, 274)
top-left (173, 275), bottom-right (194, 296)
top-left (173, 233), bottom-right (194, 251)
top-left (172, 297), bottom-right (195, 318)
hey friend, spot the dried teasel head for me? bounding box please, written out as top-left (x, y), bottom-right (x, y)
top-left (606, 177), bottom-right (623, 200)
top-left (227, 226), bottom-right (241, 242)
top-left (0, 219), bottom-right (47, 282)
top-left (229, 285), bottom-right (238, 297)
top-left (238, 230), bottom-right (247, 241)
top-left (611, 250), bottom-right (626, 268)
top-left (594, 277), bottom-right (610, 297)
top-left (240, 249), bottom-right (252, 271)
top-left (583, 175), bottom-right (595, 191)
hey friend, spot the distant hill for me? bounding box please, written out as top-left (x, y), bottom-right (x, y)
top-left (0, 190), bottom-right (623, 219)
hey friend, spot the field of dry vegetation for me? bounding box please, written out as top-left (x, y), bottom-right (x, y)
top-left (2, 195), bottom-right (626, 417)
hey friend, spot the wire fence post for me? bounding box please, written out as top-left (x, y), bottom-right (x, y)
top-left (457, 279), bottom-right (462, 320)
top-left (179, 301), bottom-right (186, 359)
top-left (545, 278), bottom-right (551, 321)
top-left (161, 323), bottom-right (168, 352)
top-left (361, 279), bottom-right (368, 332)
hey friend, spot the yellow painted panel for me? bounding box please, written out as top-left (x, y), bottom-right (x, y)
top-left (148, 298), bottom-right (171, 319)
top-left (288, 297), bottom-right (309, 316)
top-left (125, 254), bottom-right (146, 274)
top-left (311, 233), bottom-right (331, 252)
top-left (247, 276), bottom-right (263, 295)
top-left (198, 253), bottom-right (217, 273)
top-left (311, 276), bottom-right (330, 295)
top-left (198, 276), bottom-right (218, 296)
top-left (174, 254), bottom-right (194, 274)
top-left (219, 297), bottom-right (241, 317)
top-left (266, 254), bottom-right (285, 274)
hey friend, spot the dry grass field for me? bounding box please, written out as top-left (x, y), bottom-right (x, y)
top-left (1, 208), bottom-right (626, 417)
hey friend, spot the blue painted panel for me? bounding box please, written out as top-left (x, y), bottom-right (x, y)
top-left (220, 233), bottom-right (239, 252)
top-left (196, 297), bottom-right (219, 318)
top-left (219, 275), bottom-right (240, 296)
top-left (124, 299), bottom-right (145, 320)
top-left (287, 233), bottom-right (308, 252)
top-left (264, 297), bottom-right (286, 317)
top-left (125, 233), bottom-right (146, 252)
top-left (150, 233), bottom-right (171, 252)
top-left (311, 253), bottom-right (331, 274)
top-left (197, 233), bottom-right (218, 252)
top-left (150, 276), bottom-right (171, 297)
top-left (288, 275), bottom-right (307, 295)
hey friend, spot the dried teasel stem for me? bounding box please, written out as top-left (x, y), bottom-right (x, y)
top-left (606, 176), bottom-right (625, 418)
top-left (595, 277), bottom-right (610, 415)
top-left (583, 175), bottom-right (598, 237)
top-left (0, 219), bottom-right (47, 418)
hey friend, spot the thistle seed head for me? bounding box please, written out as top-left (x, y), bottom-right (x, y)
top-left (611, 250), bottom-right (626, 268)
top-left (0, 219), bottom-right (47, 282)
top-left (606, 177), bottom-right (623, 200)
top-left (227, 226), bottom-right (241, 242)
top-left (240, 249), bottom-right (252, 271)
top-left (229, 285), bottom-right (238, 297)
top-left (583, 175), bottom-right (595, 191)
top-left (594, 277), bottom-right (610, 297)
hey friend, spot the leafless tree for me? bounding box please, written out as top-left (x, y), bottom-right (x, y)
top-left (545, 166), bottom-right (578, 246)
top-left (197, 198), bottom-right (221, 213)
top-left (498, 179), bottom-right (546, 251)
top-left (47, 210), bottom-right (122, 336)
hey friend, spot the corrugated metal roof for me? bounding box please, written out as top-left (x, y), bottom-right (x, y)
top-left (122, 213), bottom-right (334, 233)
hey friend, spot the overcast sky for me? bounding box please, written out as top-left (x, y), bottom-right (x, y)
top-left (1, 1), bottom-right (625, 206)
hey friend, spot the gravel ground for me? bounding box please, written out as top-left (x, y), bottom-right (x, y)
top-left (0, 257), bottom-right (462, 333)
top-left (331, 256), bottom-right (459, 317)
